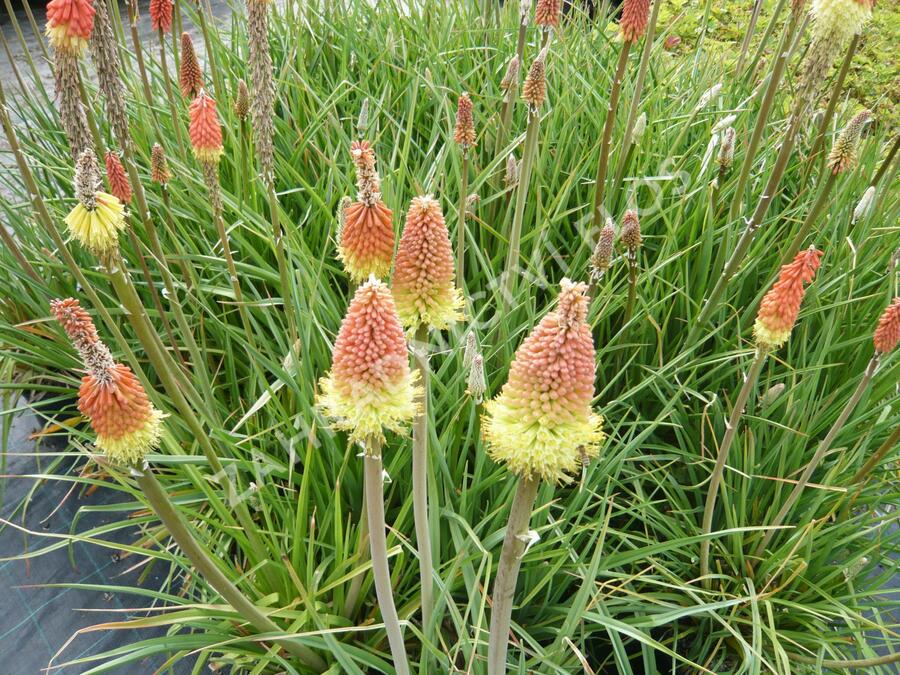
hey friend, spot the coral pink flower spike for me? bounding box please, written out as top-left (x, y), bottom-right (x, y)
top-left (620, 0), bottom-right (651, 43)
top-left (105, 151), bottom-right (132, 205)
top-left (338, 141), bottom-right (395, 281)
top-left (754, 247), bottom-right (823, 350)
top-left (392, 195), bottom-right (463, 331)
top-left (318, 278), bottom-right (418, 445)
top-left (483, 280), bottom-right (604, 483)
top-left (189, 91), bottom-right (224, 164)
top-left (149, 0), bottom-right (173, 33)
top-left (46, 0), bottom-right (95, 53)
top-left (874, 298), bottom-right (900, 354)
top-left (51, 298), bottom-right (163, 465)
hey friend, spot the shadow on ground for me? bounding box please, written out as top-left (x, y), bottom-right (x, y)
top-left (1, 404), bottom-right (194, 674)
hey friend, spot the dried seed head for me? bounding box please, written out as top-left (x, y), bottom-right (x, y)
top-left (590, 219), bottom-right (616, 279)
top-left (53, 50), bottom-right (91, 159)
top-left (104, 150), bottom-right (132, 205)
top-left (718, 127), bottom-right (736, 172)
top-left (45, 0), bottom-right (95, 54)
top-left (149, 0), bottom-right (173, 33)
top-left (620, 210), bottom-right (642, 253)
top-left (483, 279), bottom-right (604, 483)
top-left (350, 140), bottom-right (382, 206)
top-left (90, 0), bottom-right (129, 151)
top-left (150, 143), bottom-right (171, 185)
top-left (873, 298), bottom-right (900, 354)
top-left (463, 330), bottom-right (479, 370)
top-left (505, 153), bottom-right (519, 188)
top-left (535, 0), bottom-right (560, 28)
top-left (317, 278), bottom-right (419, 445)
top-left (74, 148), bottom-right (101, 210)
top-left (189, 90), bottom-right (224, 164)
top-left (233, 79), bottom-right (250, 120)
top-left (852, 186), bottom-right (876, 223)
top-left (467, 353), bottom-right (486, 404)
top-left (754, 246), bottom-right (823, 350)
top-left (632, 112), bottom-right (647, 140)
top-left (620, 0), bottom-right (651, 43)
top-left (827, 109), bottom-right (872, 174)
top-left (454, 92), bottom-right (477, 149)
top-left (246, 0), bottom-right (276, 183)
top-left (51, 298), bottom-right (163, 465)
top-left (179, 32), bottom-right (202, 98)
top-left (522, 47), bottom-right (548, 109)
top-left (500, 55), bottom-right (520, 92)
top-left (393, 195), bottom-right (464, 330)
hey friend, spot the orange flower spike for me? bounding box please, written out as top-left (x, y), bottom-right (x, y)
top-left (393, 196), bottom-right (464, 331)
top-left (51, 298), bottom-right (163, 465)
top-left (754, 247), bottom-right (824, 350)
top-left (339, 141), bottom-right (395, 281)
top-left (620, 0), bottom-right (651, 43)
top-left (317, 278), bottom-right (419, 445)
top-left (189, 90), bottom-right (224, 164)
top-left (535, 0), bottom-right (560, 29)
top-left (873, 298), bottom-right (900, 354)
top-left (454, 93), bottom-right (476, 149)
top-left (482, 280), bottom-right (605, 483)
top-left (179, 32), bottom-right (203, 98)
top-left (46, 0), bottom-right (95, 54)
top-left (104, 150), bottom-right (132, 205)
top-left (149, 0), bottom-right (173, 33)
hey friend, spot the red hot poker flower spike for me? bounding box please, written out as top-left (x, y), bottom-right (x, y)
top-left (104, 150), bottom-right (132, 204)
top-left (189, 90), bottom-right (224, 164)
top-left (873, 298), bottom-right (900, 354)
top-left (754, 247), bottom-right (824, 350)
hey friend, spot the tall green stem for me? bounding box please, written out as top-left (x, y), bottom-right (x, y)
top-left (848, 425), bottom-right (900, 486)
top-left (778, 172), bottom-right (837, 267)
top-left (700, 348), bottom-right (766, 584)
top-left (487, 476), bottom-right (540, 675)
top-left (456, 152), bottom-right (469, 288)
top-left (729, 9), bottom-right (800, 222)
top-left (135, 469), bottom-right (326, 671)
top-left (591, 43), bottom-right (631, 230)
top-left (411, 326), bottom-right (434, 635)
top-left (688, 111), bottom-right (803, 346)
top-left (364, 439), bottom-right (410, 675)
top-left (503, 109), bottom-right (540, 302)
top-left (623, 250), bottom-right (638, 327)
top-left (753, 354), bottom-right (879, 559)
top-left (612, 0), bottom-right (661, 196)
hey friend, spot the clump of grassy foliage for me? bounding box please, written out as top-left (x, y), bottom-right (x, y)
top-left (0, 0), bottom-right (898, 672)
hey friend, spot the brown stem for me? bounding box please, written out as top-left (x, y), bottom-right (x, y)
top-left (591, 42), bottom-right (631, 230)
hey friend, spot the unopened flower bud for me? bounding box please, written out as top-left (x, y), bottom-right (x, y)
top-left (468, 353), bottom-right (486, 404)
top-left (590, 219), bottom-right (615, 280)
top-left (852, 186), bottom-right (875, 223)
top-left (620, 210), bottom-right (642, 254)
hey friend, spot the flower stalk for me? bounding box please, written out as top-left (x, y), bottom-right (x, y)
top-left (135, 469), bottom-right (327, 672)
top-left (364, 439), bottom-right (410, 675)
top-left (486, 476), bottom-right (540, 675)
top-left (503, 47), bottom-right (547, 302)
top-left (753, 353), bottom-right (880, 560)
top-left (699, 347), bottom-right (766, 584)
top-left (700, 247), bottom-right (822, 582)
